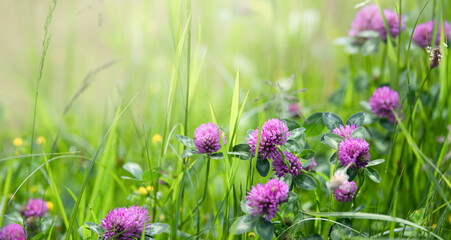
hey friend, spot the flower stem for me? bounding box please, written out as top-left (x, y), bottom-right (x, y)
top-left (196, 155), bottom-right (211, 235)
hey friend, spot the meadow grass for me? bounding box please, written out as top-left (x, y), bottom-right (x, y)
top-left (0, 0), bottom-right (450, 239)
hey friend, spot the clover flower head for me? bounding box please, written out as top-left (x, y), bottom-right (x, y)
top-left (271, 151), bottom-right (303, 178)
top-left (348, 4), bottom-right (405, 41)
top-left (333, 124), bottom-right (357, 139)
top-left (246, 179), bottom-right (289, 221)
top-left (369, 86), bottom-right (399, 122)
top-left (334, 180), bottom-right (357, 202)
top-left (194, 122), bottom-right (226, 154)
top-left (327, 169), bottom-right (350, 191)
top-left (412, 20), bottom-right (450, 48)
top-left (248, 119), bottom-right (290, 160)
top-left (338, 138), bottom-right (370, 169)
top-left (21, 198), bottom-right (48, 218)
top-left (0, 223), bottom-right (26, 240)
top-left (100, 206), bottom-right (151, 240)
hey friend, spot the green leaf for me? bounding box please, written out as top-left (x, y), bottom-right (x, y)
top-left (330, 218), bottom-right (352, 240)
top-left (302, 158), bottom-right (314, 169)
top-left (304, 113), bottom-right (325, 137)
top-left (367, 159), bottom-right (385, 167)
top-left (305, 234), bottom-right (324, 240)
top-left (350, 126), bottom-right (367, 139)
top-left (230, 215), bottom-right (257, 235)
top-left (256, 218), bottom-right (274, 240)
top-left (365, 168), bottom-right (381, 183)
top-left (142, 170), bottom-right (162, 183)
top-left (346, 112), bottom-right (365, 127)
top-left (4, 213), bottom-right (22, 225)
top-left (357, 30), bottom-right (379, 38)
top-left (240, 199), bottom-right (253, 215)
top-left (228, 151), bottom-right (251, 160)
top-left (282, 119), bottom-right (301, 131)
top-left (300, 149), bottom-right (315, 159)
top-left (352, 204), bottom-right (366, 213)
top-left (256, 158), bottom-right (270, 177)
top-left (32, 233), bottom-right (45, 240)
top-left (324, 133), bottom-right (344, 149)
top-left (294, 174), bottom-right (317, 190)
top-left (233, 143), bottom-right (251, 152)
top-left (284, 140), bottom-right (303, 153)
top-left (379, 118), bottom-right (394, 132)
top-left (123, 162), bottom-right (143, 180)
top-left (346, 167), bottom-right (358, 181)
top-left (322, 112), bottom-right (344, 131)
top-left (343, 42), bottom-right (360, 55)
top-left (298, 133), bottom-right (307, 149)
top-left (181, 148), bottom-right (197, 158)
top-left (360, 101), bottom-right (371, 111)
top-left (85, 222), bottom-right (103, 235)
top-left (329, 151), bottom-right (338, 163)
top-left (361, 38), bottom-right (379, 56)
top-left (175, 135), bottom-right (194, 148)
top-left (288, 127), bottom-right (306, 140)
top-left (229, 144), bottom-right (251, 160)
top-left (282, 174), bottom-right (293, 188)
top-left (147, 223), bottom-right (170, 236)
top-left (210, 152), bottom-right (224, 160)
top-left (409, 208), bottom-right (425, 224)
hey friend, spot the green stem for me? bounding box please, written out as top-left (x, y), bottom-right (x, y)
top-left (172, 164), bottom-right (186, 240)
top-left (198, 156), bottom-right (211, 205)
top-left (412, 68), bottom-right (432, 111)
top-left (195, 155), bottom-right (211, 235)
top-left (276, 212), bottom-right (285, 226)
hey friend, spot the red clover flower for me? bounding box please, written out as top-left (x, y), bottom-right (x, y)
top-left (348, 4), bottom-right (405, 41)
top-left (338, 138), bottom-right (370, 169)
top-left (0, 224), bottom-right (26, 240)
top-left (100, 206), bottom-right (151, 240)
top-left (194, 122), bottom-right (226, 154)
top-left (20, 198), bottom-right (48, 219)
top-left (412, 20), bottom-right (450, 48)
top-left (271, 151), bottom-right (303, 178)
top-left (246, 179), bottom-right (289, 221)
top-left (248, 119), bottom-right (290, 160)
top-left (369, 86), bottom-right (399, 123)
top-left (334, 180), bottom-right (357, 202)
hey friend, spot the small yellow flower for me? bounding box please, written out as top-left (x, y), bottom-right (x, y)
top-left (138, 187), bottom-right (148, 195)
top-left (448, 214), bottom-right (451, 224)
top-left (160, 214), bottom-right (165, 221)
top-left (46, 201), bottom-right (54, 212)
top-left (248, 232), bottom-right (255, 238)
top-left (432, 223), bottom-right (437, 229)
top-left (146, 186), bottom-right (154, 192)
top-left (152, 134), bottom-right (162, 144)
top-left (13, 138), bottom-right (23, 147)
top-left (36, 136), bottom-right (46, 145)
top-left (30, 186), bottom-right (38, 194)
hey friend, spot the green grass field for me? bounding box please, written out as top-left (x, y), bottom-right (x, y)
top-left (0, 0), bottom-right (450, 239)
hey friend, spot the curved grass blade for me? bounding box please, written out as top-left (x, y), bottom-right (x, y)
top-left (65, 94), bottom-right (138, 239)
top-left (303, 211), bottom-right (443, 240)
